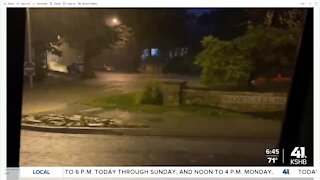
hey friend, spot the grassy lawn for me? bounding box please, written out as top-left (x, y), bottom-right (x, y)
top-left (82, 92), bottom-right (284, 120)
top-left (81, 92), bottom-right (284, 138)
top-left (83, 92), bottom-right (232, 117)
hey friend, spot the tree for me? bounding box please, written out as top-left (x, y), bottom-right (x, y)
top-left (91, 24), bottom-right (134, 72)
top-left (29, 9), bottom-right (122, 79)
top-left (194, 36), bottom-right (251, 86)
top-left (195, 26), bottom-right (301, 87)
top-left (236, 26), bottom-right (301, 86)
top-left (29, 9), bottom-right (63, 81)
top-left (113, 9), bottom-right (191, 71)
top-left (247, 9), bottom-right (305, 29)
top-left (196, 9), bottom-right (248, 40)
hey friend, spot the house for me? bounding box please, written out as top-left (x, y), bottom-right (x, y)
top-left (139, 47), bottom-right (189, 73)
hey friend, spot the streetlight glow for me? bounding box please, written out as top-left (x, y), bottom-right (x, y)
top-left (104, 17), bottom-right (120, 26)
top-left (112, 18), bottom-right (118, 24)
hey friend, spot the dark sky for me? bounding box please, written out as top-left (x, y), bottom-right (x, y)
top-left (187, 9), bottom-right (213, 16)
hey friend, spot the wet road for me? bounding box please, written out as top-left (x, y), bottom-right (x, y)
top-left (21, 72), bottom-right (279, 166)
top-left (22, 72), bottom-right (200, 114)
top-left (86, 72), bottom-right (201, 92)
top-left (20, 130), bottom-right (278, 166)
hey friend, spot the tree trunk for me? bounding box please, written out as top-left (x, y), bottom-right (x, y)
top-left (130, 40), bottom-right (142, 72)
top-left (246, 70), bottom-right (255, 88)
top-left (271, 10), bottom-right (283, 28)
top-left (133, 49), bottom-right (141, 72)
top-left (34, 46), bottom-right (47, 82)
top-left (81, 50), bottom-right (96, 79)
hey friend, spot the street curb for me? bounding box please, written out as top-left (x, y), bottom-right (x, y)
top-left (21, 124), bottom-right (211, 137)
top-left (21, 124), bottom-right (278, 139)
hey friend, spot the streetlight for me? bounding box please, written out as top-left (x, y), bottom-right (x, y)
top-left (105, 17), bottom-right (120, 26)
top-left (112, 18), bottom-right (118, 24)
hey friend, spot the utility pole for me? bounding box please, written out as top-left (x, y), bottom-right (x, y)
top-left (26, 8), bottom-right (34, 89)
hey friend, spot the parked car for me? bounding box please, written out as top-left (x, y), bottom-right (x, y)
top-left (251, 74), bottom-right (292, 85)
top-left (67, 63), bottom-right (84, 73)
top-left (94, 64), bottom-right (115, 72)
top-left (103, 65), bottom-right (115, 72)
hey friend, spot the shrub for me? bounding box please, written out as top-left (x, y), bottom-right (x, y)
top-left (194, 36), bottom-right (251, 87)
top-left (195, 26), bottom-right (300, 88)
top-left (139, 82), bottom-right (163, 105)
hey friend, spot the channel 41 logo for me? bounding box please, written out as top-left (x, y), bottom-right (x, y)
top-left (290, 147), bottom-right (307, 165)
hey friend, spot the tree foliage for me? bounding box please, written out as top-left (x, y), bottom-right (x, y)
top-left (237, 26), bottom-right (301, 78)
top-left (195, 9), bottom-right (305, 41)
top-left (247, 9), bottom-right (305, 29)
top-left (29, 9), bottom-right (123, 79)
top-left (196, 9), bottom-right (248, 40)
top-left (195, 26), bottom-right (301, 87)
top-left (111, 9), bottom-right (191, 70)
top-left (194, 36), bottom-right (251, 86)
top-left (116, 9), bottom-right (190, 49)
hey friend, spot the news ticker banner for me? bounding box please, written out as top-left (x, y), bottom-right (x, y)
top-left (15, 167), bottom-right (319, 178)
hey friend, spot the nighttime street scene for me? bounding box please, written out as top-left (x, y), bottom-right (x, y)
top-left (19, 8), bottom-right (305, 166)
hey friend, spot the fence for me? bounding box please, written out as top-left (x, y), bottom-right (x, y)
top-left (162, 80), bottom-right (287, 112)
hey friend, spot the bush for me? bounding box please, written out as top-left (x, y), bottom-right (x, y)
top-left (139, 82), bottom-right (163, 105)
top-left (195, 26), bottom-right (300, 88)
top-left (194, 36), bottom-right (251, 87)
